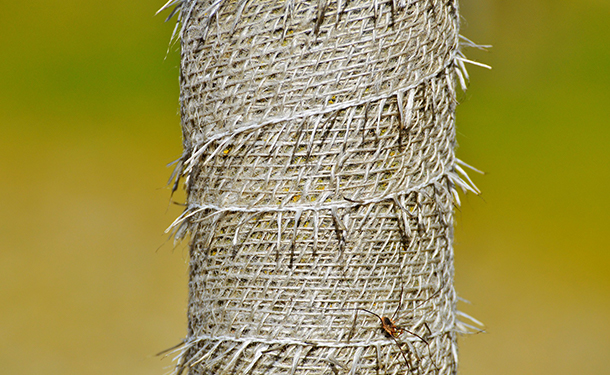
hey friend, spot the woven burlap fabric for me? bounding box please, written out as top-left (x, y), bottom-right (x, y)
top-left (165, 1), bottom-right (479, 374)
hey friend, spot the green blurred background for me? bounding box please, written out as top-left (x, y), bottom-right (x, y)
top-left (1, 0), bottom-right (608, 374)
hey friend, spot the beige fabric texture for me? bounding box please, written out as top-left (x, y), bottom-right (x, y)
top-left (163, 1), bottom-right (481, 374)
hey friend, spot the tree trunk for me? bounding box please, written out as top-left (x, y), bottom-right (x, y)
top-left (166, 1), bottom-right (479, 374)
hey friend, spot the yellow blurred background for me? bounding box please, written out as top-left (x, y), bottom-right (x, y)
top-left (1, 0), bottom-right (608, 374)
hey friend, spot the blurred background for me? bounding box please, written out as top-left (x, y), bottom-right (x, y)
top-left (0, 0), bottom-right (608, 374)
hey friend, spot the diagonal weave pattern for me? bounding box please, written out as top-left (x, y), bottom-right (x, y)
top-left (166, 1), bottom-right (479, 374)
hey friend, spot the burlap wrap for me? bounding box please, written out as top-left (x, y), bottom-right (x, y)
top-left (163, 1), bottom-right (481, 374)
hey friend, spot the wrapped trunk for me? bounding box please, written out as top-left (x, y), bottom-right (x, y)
top-left (164, 1), bottom-right (479, 374)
